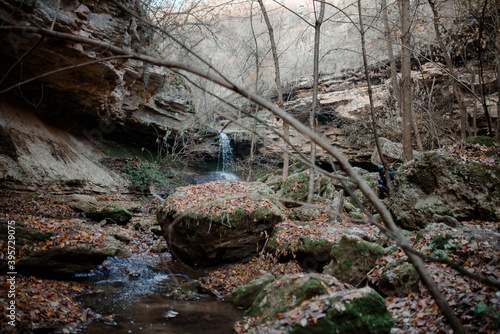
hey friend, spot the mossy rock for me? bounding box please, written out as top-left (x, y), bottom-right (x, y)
top-left (288, 287), bottom-right (393, 334)
top-left (389, 151), bottom-right (500, 230)
top-left (232, 273), bottom-right (276, 309)
top-left (245, 273), bottom-right (331, 324)
top-left (86, 203), bottom-right (132, 225)
top-left (281, 172), bottom-right (325, 207)
top-left (324, 235), bottom-right (385, 286)
top-left (157, 181), bottom-right (283, 266)
top-left (465, 136), bottom-right (499, 147)
top-left (378, 261), bottom-right (420, 297)
top-left (172, 280), bottom-right (201, 300)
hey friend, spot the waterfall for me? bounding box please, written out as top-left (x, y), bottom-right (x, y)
top-left (218, 132), bottom-right (233, 171)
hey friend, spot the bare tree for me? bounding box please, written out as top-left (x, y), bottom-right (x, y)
top-left (399, 0), bottom-right (413, 161)
top-left (381, 0), bottom-right (401, 111)
top-left (307, 0), bottom-right (326, 204)
top-left (256, 0), bottom-right (289, 181)
top-left (427, 0), bottom-right (468, 140)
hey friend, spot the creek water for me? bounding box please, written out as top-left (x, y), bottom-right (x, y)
top-left (77, 255), bottom-right (243, 334)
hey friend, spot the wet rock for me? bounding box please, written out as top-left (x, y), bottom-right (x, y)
top-left (378, 262), bottom-right (420, 297)
top-left (389, 151), bottom-right (500, 230)
top-left (156, 181), bottom-right (283, 266)
top-left (232, 273), bottom-right (276, 309)
top-left (171, 280), bottom-right (202, 301)
top-left (86, 204), bottom-right (132, 225)
top-left (256, 286), bottom-right (393, 334)
top-left (150, 242), bottom-right (167, 253)
top-left (324, 234), bottom-right (386, 286)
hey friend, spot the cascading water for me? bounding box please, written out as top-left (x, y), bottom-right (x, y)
top-left (192, 131), bottom-right (240, 184)
top-left (217, 132), bottom-right (233, 172)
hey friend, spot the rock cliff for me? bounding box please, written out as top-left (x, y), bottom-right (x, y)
top-left (0, 0), bottom-right (211, 191)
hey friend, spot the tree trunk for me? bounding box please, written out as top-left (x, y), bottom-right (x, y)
top-left (399, 0), bottom-right (413, 161)
top-left (358, 0), bottom-right (392, 193)
top-left (496, 0), bottom-right (500, 140)
top-left (257, 0), bottom-right (289, 181)
top-left (428, 0), bottom-right (468, 140)
top-left (247, 2), bottom-right (259, 182)
top-left (381, 0), bottom-right (401, 112)
top-left (307, 0), bottom-right (326, 203)
top-left (471, 68), bottom-right (478, 137)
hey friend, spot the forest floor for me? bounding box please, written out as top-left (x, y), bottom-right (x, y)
top-left (0, 157), bottom-right (499, 333)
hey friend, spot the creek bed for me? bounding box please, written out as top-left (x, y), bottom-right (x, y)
top-left (77, 255), bottom-right (243, 334)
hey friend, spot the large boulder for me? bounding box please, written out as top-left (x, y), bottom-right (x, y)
top-left (389, 151), bottom-right (500, 230)
top-left (323, 234), bottom-right (386, 286)
top-left (252, 287), bottom-right (393, 334)
top-left (156, 180), bottom-right (283, 266)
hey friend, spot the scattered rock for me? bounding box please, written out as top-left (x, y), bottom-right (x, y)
top-left (86, 203), bottom-right (132, 225)
top-left (324, 234), bottom-right (386, 286)
top-left (232, 273), bottom-right (276, 309)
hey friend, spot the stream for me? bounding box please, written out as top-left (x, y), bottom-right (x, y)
top-left (77, 255), bottom-right (243, 334)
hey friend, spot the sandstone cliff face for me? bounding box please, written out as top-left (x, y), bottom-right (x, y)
top-left (0, 0), bottom-right (208, 191)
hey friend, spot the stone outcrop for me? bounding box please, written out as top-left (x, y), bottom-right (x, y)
top-left (389, 151), bottom-right (500, 230)
top-left (0, 0), bottom-right (214, 191)
top-left (156, 180), bottom-right (283, 266)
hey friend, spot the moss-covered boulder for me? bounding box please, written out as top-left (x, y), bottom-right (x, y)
top-left (245, 273), bottom-right (351, 324)
top-left (389, 151), bottom-right (500, 230)
top-left (254, 287), bottom-right (392, 334)
top-left (157, 180), bottom-right (283, 266)
top-left (232, 273), bottom-right (276, 309)
top-left (378, 261), bottom-right (420, 297)
top-left (86, 203), bottom-right (132, 225)
top-left (324, 235), bottom-right (386, 286)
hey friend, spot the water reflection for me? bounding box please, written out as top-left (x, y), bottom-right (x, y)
top-left (78, 255), bottom-right (243, 333)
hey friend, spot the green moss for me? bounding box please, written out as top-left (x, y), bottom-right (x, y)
top-left (289, 290), bottom-right (392, 334)
top-left (298, 236), bottom-right (333, 255)
top-left (465, 136), bottom-right (499, 147)
top-left (291, 277), bottom-right (328, 301)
